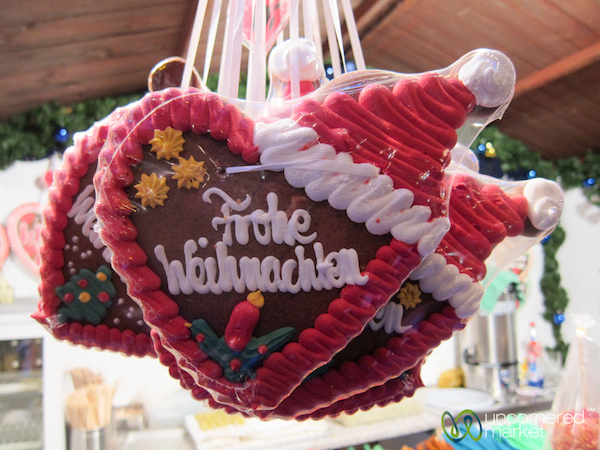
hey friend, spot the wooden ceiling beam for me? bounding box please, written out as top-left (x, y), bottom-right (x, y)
top-left (355, 0), bottom-right (416, 40)
top-left (514, 40), bottom-right (600, 98)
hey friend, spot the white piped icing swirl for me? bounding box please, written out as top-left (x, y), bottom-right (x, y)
top-left (367, 252), bottom-right (483, 334)
top-left (409, 253), bottom-right (483, 319)
top-left (254, 118), bottom-right (451, 257)
top-left (523, 178), bottom-right (563, 231)
top-left (458, 49), bottom-right (515, 108)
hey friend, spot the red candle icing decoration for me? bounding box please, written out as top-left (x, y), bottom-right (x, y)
top-left (224, 291), bottom-right (265, 352)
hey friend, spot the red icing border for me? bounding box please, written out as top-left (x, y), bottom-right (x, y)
top-left (32, 109), bottom-right (156, 358)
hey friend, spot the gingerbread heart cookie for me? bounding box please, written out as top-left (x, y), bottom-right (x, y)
top-left (268, 171), bottom-right (562, 420)
top-left (146, 50), bottom-right (562, 419)
top-left (33, 109), bottom-right (155, 357)
top-left (93, 64), bottom-right (477, 412)
top-left (163, 167), bottom-right (562, 420)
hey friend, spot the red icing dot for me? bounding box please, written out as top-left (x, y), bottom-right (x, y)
top-left (97, 292), bottom-right (110, 303)
top-left (195, 334), bottom-right (205, 343)
top-left (44, 171), bottom-right (54, 187)
top-left (78, 279), bottom-right (88, 288)
top-left (258, 345), bottom-right (268, 355)
top-left (230, 359), bottom-right (241, 372)
top-left (63, 293), bottom-right (74, 303)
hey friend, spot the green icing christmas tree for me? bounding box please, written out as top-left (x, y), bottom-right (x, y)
top-left (56, 265), bottom-right (116, 325)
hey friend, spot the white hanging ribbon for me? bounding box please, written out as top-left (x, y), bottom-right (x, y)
top-left (321, 0), bottom-right (342, 78)
top-left (181, 0), bottom-right (209, 88)
top-left (289, 0), bottom-right (301, 99)
top-left (217, 0), bottom-right (245, 97)
top-left (327, 0), bottom-right (348, 73)
top-left (246, 0), bottom-right (267, 102)
top-left (202, 0), bottom-right (224, 83)
top-left (303, 0), bottom-right (324, 65)
top-left (341, 0), bottom-right (366, 70)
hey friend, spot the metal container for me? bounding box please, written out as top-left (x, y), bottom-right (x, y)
top-left (69, 426), bottom-right (113, 450)
top-left (459, 285), bottom-right (520, 401)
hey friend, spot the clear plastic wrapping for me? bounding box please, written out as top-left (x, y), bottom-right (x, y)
top-left (33, 109), bottom-right (156, 358)
top-left (545, 315), bottom-right (600, 449)
top-left (38, 46), bottom-right (563, 419)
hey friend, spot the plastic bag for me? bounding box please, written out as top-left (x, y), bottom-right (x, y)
top-left (81, 43), bottom-right (563, 419)
top-left (545, 314), bottom-right (600, 449)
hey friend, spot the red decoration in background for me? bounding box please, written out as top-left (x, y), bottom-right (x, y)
top-left (0, 224), bottom-right (8, 271)
top-left (6, 203), bottom-right (42, 276)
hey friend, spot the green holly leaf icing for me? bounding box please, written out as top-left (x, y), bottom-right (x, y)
top-left (190, 318), bottom-right (295, 383)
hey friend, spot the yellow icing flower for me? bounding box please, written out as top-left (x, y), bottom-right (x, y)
top-left (397, 282), bottom-right (422, 309)
top-left (149, 127), bottom-right (185, 160)
top-left (134, 172), bottom-right (170, 208)
top-left (172, 156), bottom-right (207, 189)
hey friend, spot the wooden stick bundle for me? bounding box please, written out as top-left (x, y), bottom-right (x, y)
top-left (66, 368), bottom-right (114, 430)
top-left (70, 367), bottom-right (105, 390)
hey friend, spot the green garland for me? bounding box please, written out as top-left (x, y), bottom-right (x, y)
top-left (0, 94), bottom-right (143, 169)
top-left (477, 126), bottom-right (600, 207)
top-left (476, 126), bottom-right (597, 360)
top-left (538, 225), bottom-right (569, 358)
top-left (0, 75), bottom-right (229, 170)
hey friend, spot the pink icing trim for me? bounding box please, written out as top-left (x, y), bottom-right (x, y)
top-left (158, 304), bottom-right (458, 420)
top-left (33, 109), bottom-right (156, 358)
top-left (287, 178), bottom-right (531, 418)
top-left (439, 174), bottom-right (529, 281)
top-left (291, 307), bottom-right (463, 420)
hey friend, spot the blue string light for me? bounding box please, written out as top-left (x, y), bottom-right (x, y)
top-left (583, 177), bottom-right (596, 188)
top-left (553, 313), bottom-right (565, 325)
top-left (54, 128), bottom-right (69, 144)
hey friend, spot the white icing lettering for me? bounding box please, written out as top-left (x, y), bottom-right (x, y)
top-left (68, 184), bottom-right (111, 262)
top-left (205, 188), bottom-right (317, 247)
top-left (369, 301), bottom-right (412, 334)
top-left (155, 240), bottom-right (367, 296)
top-left (154, 188), bottom-right (368, 297)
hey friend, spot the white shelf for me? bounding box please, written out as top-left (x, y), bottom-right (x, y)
top-left (0, 299), bottom-right (66, 450)
top-left (0, 299), bottom-right (44, 341)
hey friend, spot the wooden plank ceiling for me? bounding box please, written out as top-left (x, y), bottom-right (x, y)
top-left (1, 0), bottom-right (599, 160)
